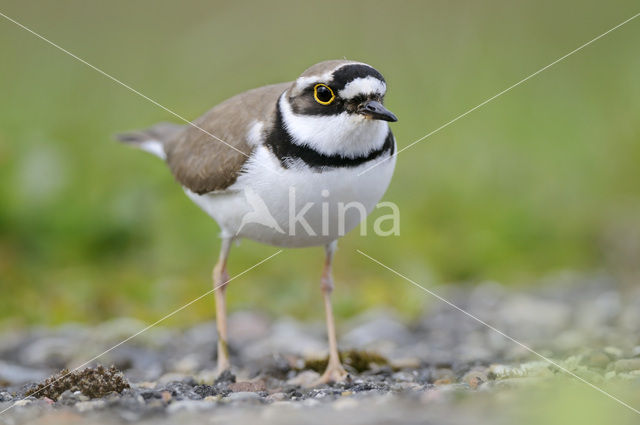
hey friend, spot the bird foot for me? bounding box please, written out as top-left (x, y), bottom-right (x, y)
top-left (313, 363), bottom-right (349, 386)
top-left (215, 368), bottom-right (235, 384)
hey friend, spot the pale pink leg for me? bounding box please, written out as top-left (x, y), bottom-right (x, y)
top-left (213, 238), bottom-right (232, 374)
top-left (317, 241), bottom-right (348, 384)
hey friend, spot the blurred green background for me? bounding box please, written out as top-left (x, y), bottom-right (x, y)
top-left (1, 0), bottom-right (639, 326)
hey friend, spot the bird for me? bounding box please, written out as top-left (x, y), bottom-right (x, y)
top-left (117, 60), bottom-right (398, 384)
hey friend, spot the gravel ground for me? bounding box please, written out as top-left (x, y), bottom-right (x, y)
top-left (2, 273), bottom-right (640, 424)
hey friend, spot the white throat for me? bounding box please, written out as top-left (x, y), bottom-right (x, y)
top-left (279, 93), bottom-right (389, 158)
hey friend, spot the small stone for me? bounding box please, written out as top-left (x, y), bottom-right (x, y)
top-left (160, 391), bottom-right (172, 403)
top-left (74, 391), bottom-right (90, 402)
top-left (391, 371), bottom-right (415, 382)
top-left (488, 364), bottom-right (512, 379)
top-left (312, 390), bottom-right (331, 399)
top-left (488, 362), bottom-right (552, 379)
top-left (286, 370), bottom-right (320, 387)
top-left (14, 399), bottom-right (32, 407)
top-left (58, 390), bottom-right (76, 402)
top-left (580, 350), bottom-right (611, 369)
top-left (75, 400), bottom-right (105, 412)
top-left (332, 397), bottom-right (359, 410)
top-left (157, 373), bottom-right (189, 385)
top-left (432, 368), bottom-right (455, 382)
top-left (614, 358), bottom-right (640, 373)
top-left (0, 392), bottom-right (13, 402)
top-left (341, 390), bottom-right (353, 396)
top-left (395, 382), bottom-right (422, 391)
top-left (204, 395), bottom-right (222, 402)
top-left (302, 398), bottom-right (320, 407)
top-left (167, 400), bottom-right (214, 413)
top-left (214, 370), bottom-right (236, 385)
top-left (604, 347), bottom-right (624, 359)
top-left (245, 320), bottom-right (325, 361)
top-left (174, 354), bottom-right (201, 374)
top-left (433, 378), bottom-right (452, 386)
top-left (462, 370), bottom-right (487, 389)
top-left (342, 314), bottom-right (412, 348)
top-left (133, 381), bottom-right (156, 389)
top-left (229, 380), bottom-right (266, 392)
top-left (228, 311), bottom-right (271, 344)
top-left (159, 381), bottom-right (201, 401)
top-left (0, 360), bottom-right (50, 386)
top-left (390, 357), bottom-right (421, 369)
top-left (145, 399), bottom-right (164, 409)
top-left (194, 369), bottom-right (218, 385)
top-left (227, 391), bottom-right (262, 403)
top-left (493, 377), bottom-right (541, 389)
top-left (615, 372), bottom-right (640, 380)
top-left (267, 400), bottom-right (297, 410)
top-left (266, 392), bottom-right (287, 402)
top-left (420, 388), bottom-right (448, 403)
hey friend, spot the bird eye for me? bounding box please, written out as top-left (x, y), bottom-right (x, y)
top-left (313, 84), bottom-right (335, 105)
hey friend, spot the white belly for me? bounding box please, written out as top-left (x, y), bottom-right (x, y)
top-left (185, 145), bottom-right (396, 247)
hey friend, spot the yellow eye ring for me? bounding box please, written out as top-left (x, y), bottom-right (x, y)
top-left (313, 84), bottom-right (335, 105)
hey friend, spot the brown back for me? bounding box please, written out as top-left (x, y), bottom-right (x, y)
top-left (164, 82), bottom-right (290, 194)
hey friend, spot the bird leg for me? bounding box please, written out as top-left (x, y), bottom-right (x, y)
top-left (317, 241), bottom-right (348, 384)
top-left (213, 238), bottom-right (232, 374)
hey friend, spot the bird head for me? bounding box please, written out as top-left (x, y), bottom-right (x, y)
top-left (279, 60), bottom-right (397, 158)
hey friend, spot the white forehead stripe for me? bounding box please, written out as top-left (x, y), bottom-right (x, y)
top-left (295, 72), bottom-right (334, 91)
top-left (338, 76), bottom-right (386, 99)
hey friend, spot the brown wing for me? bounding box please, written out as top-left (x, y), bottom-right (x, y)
top-left (164, 82), bottom-right (290, 194)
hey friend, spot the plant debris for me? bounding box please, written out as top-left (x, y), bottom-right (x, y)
top-left (304, 350), bottom-right (389, 373)
top-left (25, 365), bottom-right (129, 401)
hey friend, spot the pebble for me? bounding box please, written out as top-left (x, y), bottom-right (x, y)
top-left (160, 391), bottom-right (172, 403)
top-left (462, 370), bottom-right (487, 389)
top-left (332, 397), bottom-right (359, 410)
top-left (286, 370), bottom-right (320, 387)
top-left (174, 354), bottom-right (202, 374)
top-left (166, 400), bottom-right (215, 414)
top-left (432, 368), bottom-right (455, 385)
top-left (489, 362), bottom-right (552, 379)
top-left (266, 392), bottom-right (287, 402)
top-left (229, 380), bottom-right (266, 392)
top-left (613, 358), bottom-right (640, 373)
top-left (157, 373), bottom-right (191, 385)
top-left (0, 360), bottom-right (50, 385)
top-left (2, 278), bottom-right (639, 423)
top-left (227, 392), bottom-right (263, 403)
top-left (302, 398), bottom-right (321, 407)
top-left (75, 400), bottom-right (106, 412)
top-left (603, 346), bottom-right (624, 359)
top-left (391, 371), bottom-right (415, 382)
top-left (58, 390), bottom-right (89, 403)
top-left (390, 357), bottom-right (421, 369)
top-left (580, 350), bottom-right (611, 369)
top-left (492, 377), bottom-right (542, 389)
top-left (342, 313), bottom-right (413, 350)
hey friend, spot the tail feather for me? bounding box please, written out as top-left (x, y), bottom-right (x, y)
top-left (116, 122), bottom-right (184, 159)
